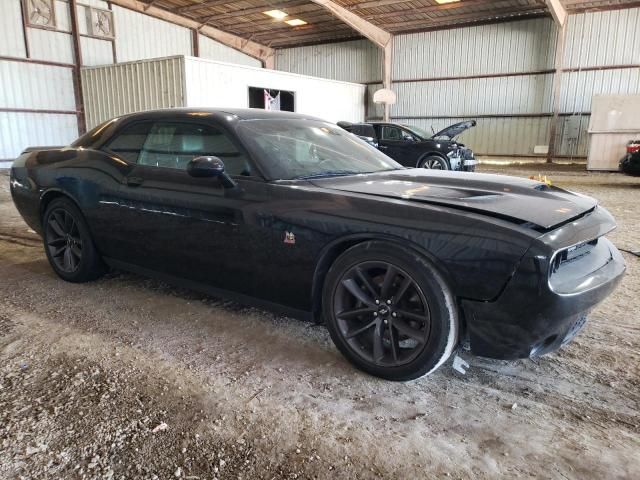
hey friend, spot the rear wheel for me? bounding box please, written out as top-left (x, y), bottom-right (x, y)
top-left (419, 155), bottom-right (449, 170)
top-left (322, 242), bottom-right (458, 381)
top-left (42, 197), bottom-right (105, 282)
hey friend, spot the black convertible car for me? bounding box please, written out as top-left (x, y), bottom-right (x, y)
top-left (338, 120), bottom-right (477, 172)
top-left (10, 109), bottom-right (625, 381)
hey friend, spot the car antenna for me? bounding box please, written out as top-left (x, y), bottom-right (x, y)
top-left (431, 125), bottom-right (435, 134)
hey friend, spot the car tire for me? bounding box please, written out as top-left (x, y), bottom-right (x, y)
top-left (322, 241), bottom-right (458, 381)
top-left (418, 155), bottom-right (450, 170)
top-left (42, 197), bottom-right (106, 283)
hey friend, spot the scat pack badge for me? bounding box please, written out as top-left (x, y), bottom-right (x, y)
top-left (284, 231), bottom-right (296, 245)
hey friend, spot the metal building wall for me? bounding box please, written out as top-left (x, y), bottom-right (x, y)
top-left (389, 17), bottom-right (558, 156)
top-left (112, 5), bottom-right (193, 63)
top-left (558, 7), bottom-right (640, 157)
top-left (81, 57), bottom-right (185, 129)
top-left (198, 34), bottom-right (261, 68)
top-left (275, 39), bottom-right (383, 84)
top-left (0, 0), bottom-right (79, 160)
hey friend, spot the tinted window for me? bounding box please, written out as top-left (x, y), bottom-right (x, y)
top-left (138, 122), bottom-right (250, 175)
top-left (352, 124), bottom-right (376, 139)
top-left (104, 122), bottom-right (152, 163)
top-left (381, 126), bottom-right (404, 141)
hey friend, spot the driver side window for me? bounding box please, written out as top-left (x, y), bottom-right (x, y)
top-left (381, 126), bottom-right (403, 141)
top-left (138, 122), bottom-right (251, 175)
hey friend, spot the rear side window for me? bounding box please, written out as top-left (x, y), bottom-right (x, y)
top-left (104, 122), bottom-right (152, 163)
top-left (138, 122), bottom-right (250, 175)
top-left (352, 124), bottom-right (376, 139)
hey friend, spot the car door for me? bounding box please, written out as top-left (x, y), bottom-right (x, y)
top-left (376, 125), bottom-right (418, 165)
top-left (103, 119), bottom-right (265, 293)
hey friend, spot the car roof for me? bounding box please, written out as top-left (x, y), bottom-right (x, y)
top-left (116, 107), bottom-right (325, 124)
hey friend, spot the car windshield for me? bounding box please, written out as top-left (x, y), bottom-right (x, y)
top-left (236, 119), bottom-right (402, 180)
top-left (402, 124), bottom-right (431, 140)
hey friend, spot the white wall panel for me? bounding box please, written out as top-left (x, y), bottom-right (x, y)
top-left (0, 61), bottom-right (75, 110)
top-left (0, 0), bottom-right (27, 58)
top-left (560, 68), bottom-right (640, 113)
top-left (81, 57), bottom-right (185, 129)
top-left (393, 74), bottom-right (554, 117)
top-left (27, 28), bottom-right (74, 64)
top-left (0, 112), bottom-right (78, 158)
top-left (198, 34), bottom-right (261, 67)
top-left (275, 39), bottom-right (382, 84)
top-left (565, 7), bottom-right (640, 68)
top-left (393, 18), bottom-right (557, 79)
top-left (81, 37), bottom-right (114, 66)
top-left (184, 57), bottom-right (365, 124)
top-left (55, 0), bottom-right (71, 32)
top-left (113, 5), bottom-right (192, 62)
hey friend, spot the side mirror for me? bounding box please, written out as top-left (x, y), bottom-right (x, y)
top-left (187, 156), bottom-right (236, 188)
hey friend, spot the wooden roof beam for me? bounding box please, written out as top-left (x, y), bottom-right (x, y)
top-left (545, 0), bottom-right (567, 26)
top-left (309, 0), bottom-right (391, 49)
top-left (107, 0), bottom-right (275, 66)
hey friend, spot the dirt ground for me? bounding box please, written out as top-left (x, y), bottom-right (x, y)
top-left (0, 164), bottom-right (638, 480)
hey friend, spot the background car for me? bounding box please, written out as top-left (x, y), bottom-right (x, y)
top-left (620, 140), bottom-right (640, 176)
top-left (338, 120), bottom-right (477, 172)
top-left (10, 109), bottom-right (624, 381)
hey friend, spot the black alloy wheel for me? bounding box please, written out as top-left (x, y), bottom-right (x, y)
top-left (323, 242), bottom-right (458, 381)
top-left (333, 261), bottom-right (431, 368)
top-left (46, 208), bottom-right (83, 273)
top-left (420, 155), bottom-right (449, 170)
top-left (42, 197), bottom-right (106, 282)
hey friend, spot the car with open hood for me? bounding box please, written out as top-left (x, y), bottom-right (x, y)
top-left (10, 109), bottom-right (625, 380)
top-left (338, 120), bottom-right (477, 172)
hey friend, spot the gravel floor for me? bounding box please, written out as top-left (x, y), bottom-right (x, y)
top-left (0, 165), bottom-right (638, 480)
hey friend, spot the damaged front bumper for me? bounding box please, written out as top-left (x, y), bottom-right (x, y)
top-left (461, 207), bottom-right (626, 360)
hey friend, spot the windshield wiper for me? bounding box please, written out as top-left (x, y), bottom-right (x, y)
top-left (293, 170), bottom-right (360, 180)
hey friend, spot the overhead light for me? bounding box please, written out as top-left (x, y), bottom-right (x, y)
top-left (435, 0), bottom-right (461, 3)
top-left (285, 18), bottom-right (307, 26)
top-left (263, 9), bottom-right (288, 20)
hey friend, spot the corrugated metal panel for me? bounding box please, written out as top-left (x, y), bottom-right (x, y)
top-left (55, 0), bottom-right (71, 32)
top-left (81, 57), bottom-right (185, 129)
top-left (555, 114), bottom-right (591, 158)
top-left (0, 61), bottom-right (75, 110)
top-left (564, 7), bottom-right (640, 68)
top-left (393, 17), bottom-right (557, 80)
top-left (387, 116), bottom-right (551, 156)
top-left (81, 36), bottom-right (114, 66)
top-left (275, 39), bottom-right (382, 83)
top-left (0, 112), bottom-right (78, 158)
top-left (27, 28), bottom-right (74, 64)
top-left (393, 74), bottom-right (554, 117)
top-left (184, 57), bottom-right (365, 123)
top-left (0, 0), bottom-right (27, 58)
top-left (198, 34), bottom-right (261, 68)
top-left (112, 5), bottom-right (192, 62)
top-left (560, 68), bottom-right (640, 113)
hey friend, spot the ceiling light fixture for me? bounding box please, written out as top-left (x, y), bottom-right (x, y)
top-left (435, 0), bottom-right (461, 4)
top-left (263, 9), bottom-right (288, 20)
top-left (285, 18), bottom-right (307, 26)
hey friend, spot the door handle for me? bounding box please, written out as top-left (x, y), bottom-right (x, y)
top-left (379, 145), bottom-right (388, 150)
top-left (125, 176), bottom-right (144, 187)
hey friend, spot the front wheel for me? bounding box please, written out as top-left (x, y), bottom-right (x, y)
top-left (322, 242), bottom-right (458, 381)
top-left (419, 155), bottom-right (449, 170)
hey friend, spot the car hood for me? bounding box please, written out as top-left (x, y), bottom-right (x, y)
top-left (432, 120), bottom-right (476, 140)
top-left (309, 169), bottom-right (597, 230)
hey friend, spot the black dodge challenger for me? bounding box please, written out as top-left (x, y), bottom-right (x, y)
top-left (10, 109), bottom-right (625, 381)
